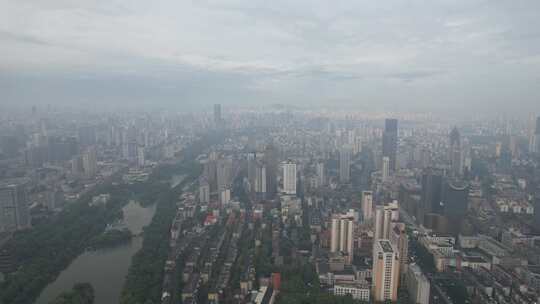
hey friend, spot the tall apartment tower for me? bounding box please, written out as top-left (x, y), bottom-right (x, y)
top-left (330, 214), bottom-right (355, 264)
top-left (0, 178), bottom-right (30, 232)
top-left (282, 160), bottom-right (297, 195)
top-left (82, 147), bottom-right (97, 178)
top-left (406, 264), bottom-right (430, 304)
top-left (382, 119), bottom-right (398, 171)
top-left (391, 223), bottom-right (409, 283)
top-left (372, 240), bottom-right (400, 302)
top-left (254, 161), bottom-right (267, 195)
top-left (216, 157), bottom-right (232, 192)
top-left (382, 156), bottom-right (390, 182)
top-left (316, 162), bottom-right (325, 187)
top-left (199, 177), bottom-right (210, 204)
top-left (361, 191), bottom-right (373, 222)
top-left (374, 205), bottom-right (393, 241)
top-left (339, 146), bottom-right (351, 183)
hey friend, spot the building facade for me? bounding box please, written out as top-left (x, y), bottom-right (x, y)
top-left (282, 160), bottom-right (297, 195)
top-left (0, 178), bottom-right (30, 232)
top-left (372, 240), bottom-right (400, 302)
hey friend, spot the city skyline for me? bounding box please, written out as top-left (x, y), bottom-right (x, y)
top-left (2, 1), bottom-right (540, 304)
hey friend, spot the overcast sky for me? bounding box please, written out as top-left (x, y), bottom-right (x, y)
top-left (1, 0), bottom-right (540, 113)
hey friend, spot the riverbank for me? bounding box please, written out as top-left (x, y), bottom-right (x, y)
top-left (34, 201), bottom-right (156, 304)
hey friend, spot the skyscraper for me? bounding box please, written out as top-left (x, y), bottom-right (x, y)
top-left (449, 127), bottom-right (462, 177)
top-left (361, 191), bottom-right (373, 222)
top-left (420, 168), bottom-right (444, 223)
top-left (382, 119), bottom-right (398, 171)
top-left (372, 240), bottom-right (400, 302)
top-left (0, 178), bottom-right (30, 232)
top-left (442, 179), bottom-right (469, 236)
top-left (282, 160), bottom-right (297, 195)
top-left (339, 146), bottom-right (351, 183)
top-left (214, 104), bottom-right (222, 127)
top-left (264, 144), bottom-right (279, 198)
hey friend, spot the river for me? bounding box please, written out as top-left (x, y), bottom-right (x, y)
top-left (170, 174), bottom-right (186, 189)
top-left (35, 201), bottom-right (156, 304)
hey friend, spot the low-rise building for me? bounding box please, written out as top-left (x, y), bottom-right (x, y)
top-left (334, 282), bottom-right (370, 302)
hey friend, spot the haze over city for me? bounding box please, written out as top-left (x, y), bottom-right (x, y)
top-left (2, 2), bottom-right (540, 304)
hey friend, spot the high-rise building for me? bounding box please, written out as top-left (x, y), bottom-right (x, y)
top-left (137, 146), bottom-right (145, 168)
top-left (391, 223), bottom-right (409, 283)
top-left (331, 216), bottom-right (340, 253)
top-left (247, 152), bottom-right (257, 192)
top-left (442, 179), bottom-right (469, 236)
top-left (0, 178), bottom-right (30, 232)
top-left (382, 156), bottom-right (390, 182)
top-left (203, 158), bottom-right (218, 193)
top-left (330, 214), bottom-right (355, 264)
top-left (361, 191), bottom-right (373, 222)
top-left (71, 155), bottom-right (84, 177)
top-left (374, 203), bottom-right (397, 241)
top-left (220, 188), bottom-right (231, 205)
top-left (214, 104), bottom-right (222, 126)
top-left (353, 136), bottom-right (362, 155)
top-left (449, 127), bottom-right (462, 177)
top-left (264, 144), bottom-right (279, 198)
top-left (372, 240), bottom-right (400, 302)
top-left (316, 162), bottom-right (325, 187)
top-left (82, 147), bottom-right (97, 178)
top-left (420, 168), bottom-right (444, 223)
top-left (199, 177), bottom-right (210, 204)
top-left (282, 160), bottom-right (297, 195)
top-left (339, 146), bottom-right (351, 183)
top-left (528, 115), bottom-right (536, 153)
top-left (254, 160), bottom-right (267, 196)
top-left (216, 157), bottom-right (232, 192)
top-left (406, 264), bottom-right (430, 304)
top-left (374, 206), bottom-right (384, 241)
top-left (382, 119), bottom-right (398, 171)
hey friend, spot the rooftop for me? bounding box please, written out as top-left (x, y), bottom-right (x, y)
top-left (379, 240), bottom-right (393, 253)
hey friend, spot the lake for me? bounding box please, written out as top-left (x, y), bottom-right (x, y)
top-left (35, 201), bottom-right (156, 304)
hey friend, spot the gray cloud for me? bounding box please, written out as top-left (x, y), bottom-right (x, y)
top-left (0, 30), bottom-right (51, 46)
top-left (1, 0), bottom-right (540, 113)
